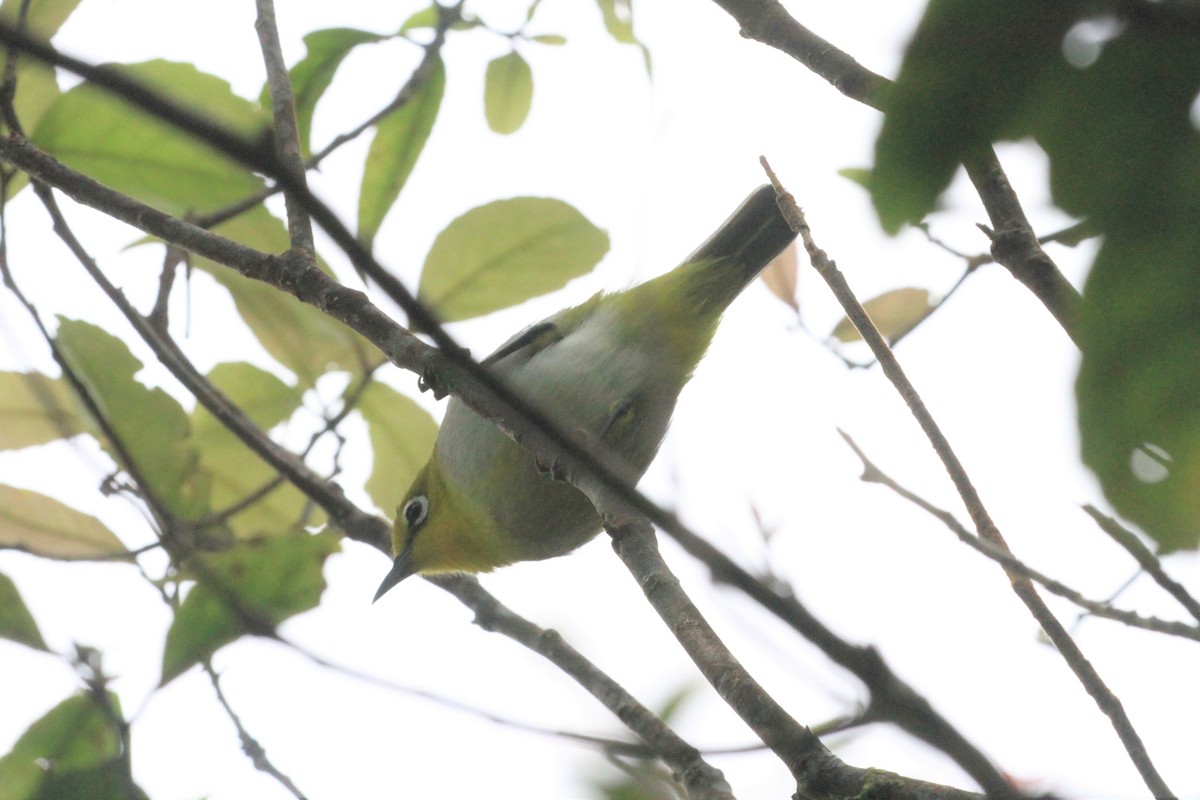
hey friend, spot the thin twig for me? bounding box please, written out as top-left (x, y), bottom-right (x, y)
top-left (205, 662), bottom-right (308, 799)
top-left (429, 574), bottom-right (735, 800)
top-left (1082, 505), bottom-right (1200, 625)
top-left (840, 430), bottom-right (1200, 642)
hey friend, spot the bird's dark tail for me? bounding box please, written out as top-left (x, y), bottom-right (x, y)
top-left (671, 184), bottom-right (798, 317)
top-left (688, 184), bottom-right (797, 277)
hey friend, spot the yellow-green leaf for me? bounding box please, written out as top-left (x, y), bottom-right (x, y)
top-left (831, 288), bottom-right (932, 343)
top-left (270, 27), bottom-right (387, 155)
top-left (0, 0), bottom-right (83, 38)
top-left (161, 532), bottom-right (340, 684)
top-left (358, 56), bottom-right (445, 249)
top-left (194, 205), bottom-right (366, 386)
top-left (0, 484), bottom-right (126, 560)
top-left (484, 51), bottom-right (533, 135)
top-left (399, 6), bottom-right (437, 33)
top-left (0, 371), bottom-right (82, 451)
top-left (418, 197), bottom-right (608, 320)
top-left (0, 571), bottom-right (48, 651)
top-left (592, 0), bottom-right (651, 73)
top-left (32, 61), bottom-right (267, 216)
top-left (191, 362), bottom-right (314, 538)
top-left (359, 382), bottom-right (438, 516)
top-left (55, 318), bottom-right (208, 519)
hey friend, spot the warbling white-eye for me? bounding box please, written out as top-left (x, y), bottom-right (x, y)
top-left (375, 185), bottom-right (796, 600)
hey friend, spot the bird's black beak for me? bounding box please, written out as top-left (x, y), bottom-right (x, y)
top-left (373, 546), bottom-right (414, 603)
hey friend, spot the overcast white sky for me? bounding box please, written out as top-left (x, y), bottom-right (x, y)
top-left (1, 1), bottom-right (1197, 798)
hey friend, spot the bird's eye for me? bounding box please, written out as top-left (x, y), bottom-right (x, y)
top-left (402, 495), bottom-right (429, 530)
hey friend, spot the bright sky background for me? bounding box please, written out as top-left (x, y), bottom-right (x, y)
top-left (1, 1), bottom-right (1198, 798)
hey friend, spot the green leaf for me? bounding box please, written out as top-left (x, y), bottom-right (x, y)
top-left (0, 571), bottom-right (48, 651)
top-left (0, 0), bottom-right (83, 38)
top-left (0, 371), bottom-right (83, 451)
top-left (193, 205), bottom-right (367, 386)
top-left (54, 319), bottom-right (208, 519)
top-left (830, 288), bottom-right (932, 343)
top-left (161, 532), bottom-right (340, 684)
top-left (32, 60), bottom-right (268, 216)
top-left (871, 0), bottom-right (1084, 232)
top-left (0, 692), bottom-right (125, 800)
top-left (418, 197), bottom-right (609, 320)
top-left (358, 56), bottom-right (445, 249)
top-left (484, 51), bottom-right (533, 135)
top-left (529, 34), bottom-right (566, 46)
top-left (190, 363), bottom-right (312, 538)
top-left (359, 382), bottom-right (438, 517)
top-left (271, 27), bottom-right (387, 155)
top-left (1077, 221), bottom-right (1200, 552)
top-left (0, 484), bottom-right (127, 560)
top-left (836, 167), bottom-right (872, 192)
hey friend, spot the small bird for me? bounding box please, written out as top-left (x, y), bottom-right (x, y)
top-left (375, 185), bottom-right (796, 600)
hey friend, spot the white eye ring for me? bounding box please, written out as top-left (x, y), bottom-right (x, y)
top-left (402, 495), bottom-right (429, 530)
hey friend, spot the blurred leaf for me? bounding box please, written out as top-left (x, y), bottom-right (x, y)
top-left (0, 484), bottom-right (127, 560)
top-left (358, 56), bottom-right (445, 249)
top-left (271, 27), bottom-right (387, 156)
top-left (871, 0), bottom-right (1084, 232)
top-left (0, 571), bottom-right (48, 651)
top-left (399, 6), bottom-right (437, 33)
top-left (161, 531), bottom-right (340, 684)
top-left (484, 50), bottom-right (533, 135)
top-left (54, 319), bottom-right (208, 519)
top-left (592, 0), bottom-right (651, 73)
top-left (360, 381), bottom-right (438, 516)
top-left (830, 288), bottom-right (932, 343)
top-left (190, 362), bottom-right (313, 538)
top-left (1077, 222), bottom-right (1200, 552)
top-left (529, 34), bottom-right (566, 46)
top-left (0, 371), bottom-right (83, 451)
top-left (655, 683), bottom-right (696, 725)
top-left (193, 205), bottom-right (367, 386)
top-left (1, 60), bottom-right (57, 153)
top-left (758, 243), bottom-right (799, 313)
top-left (0, 692), bottom-right (127, 800)
top-left (32, 60), bottom-right (268, 216)
top-left (26, 760), bottom-right (148, 800)
top-left (0, 0), bottom-right (82, 37)
top-left (525, 0), bottom-right (546, 23)
top-left (836, 167), bottom-right (872, 192)
top-left (419, 197), bottom-right (608, 320)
